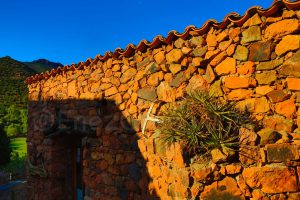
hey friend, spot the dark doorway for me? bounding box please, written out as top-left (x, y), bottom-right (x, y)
top-left (70, 136), bottom-right (85, 200)
top-left (74, 139), bottom-right (84, 200)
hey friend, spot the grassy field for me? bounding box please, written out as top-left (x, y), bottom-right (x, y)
top-left (0, 137), bottom-right (27, 179)
top-left (10, 138), bottom-right (27, 157)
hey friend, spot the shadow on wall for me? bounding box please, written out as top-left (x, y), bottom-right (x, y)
top-left (26, 98), bottom-right (159, 200)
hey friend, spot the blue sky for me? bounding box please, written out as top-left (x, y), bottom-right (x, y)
top-left (0, 0), bottom-right (274, 65)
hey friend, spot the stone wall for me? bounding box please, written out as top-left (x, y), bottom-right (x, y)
top-left (27, 3), bottom-right (300, 200)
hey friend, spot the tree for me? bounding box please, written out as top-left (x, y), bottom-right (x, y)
top-left (4, 105), bottom-right (20, 123)
top-left (20, 109), bottom-right (28, 135)
top-left (5, 123), bottom-right (21, 137)
top-left (0, 125), bottom-right (10, 165)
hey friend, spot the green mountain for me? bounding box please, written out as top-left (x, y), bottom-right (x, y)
top-left (0, 56), bottom-right (35, 109)
top-left (23, 59), bottom-right (62, 73)
top-left (0, 56), bottom-right (36, 137)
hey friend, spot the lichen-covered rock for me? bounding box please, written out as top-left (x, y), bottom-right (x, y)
top-left (209, 80), bottom-right (223, 97)
top-left (256, 58), bottom-right (283, 70)
top-left (266, 143), bottom-right (299, 163)
top-left (170, 72), bottom-right (186, 87)
top-left (242, 166), bottom-right (298, 193)
top-left (248, 40), bottom-right (271, 61)
top-left (190, 36), bottom-right (203, 47)
top-left (263, 115), bottom-right (293, 133)
top-left (255, 70), bottom-right (277, 85)
top-left (209, 52), bottom-right (227, 66)
top-left (288, 193), bottom-right (300, 200)
top-left (266, 90), bottom-right (289, 103)
top-left (233, 45), bottom-right (249, 61)
top-left (137, 87), bottom-right (157, 101)
top-left (204, 65), bottom-right (216, 84)
top-left (279, 50), bottom-right (300, 77)
top-left (145, 62), bottom-right (160, 74)
top-left (241, 26), bottom-right (261, 44)
top-left (192, 46), bottom-right (208, 57)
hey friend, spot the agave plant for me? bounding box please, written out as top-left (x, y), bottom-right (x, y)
top-left (159, 90), bottom-right (253, 156)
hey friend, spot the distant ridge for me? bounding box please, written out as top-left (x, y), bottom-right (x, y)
top-left (23, 59), bottom-right (63, 73)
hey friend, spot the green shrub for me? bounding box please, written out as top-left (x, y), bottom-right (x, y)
top-left (158, 90), bottom-right (253, 156)
top-left (5, 123), bottom-right (22, 137)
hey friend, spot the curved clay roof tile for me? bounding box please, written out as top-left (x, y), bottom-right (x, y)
top-left (25, 0), bottom-right (300, 85)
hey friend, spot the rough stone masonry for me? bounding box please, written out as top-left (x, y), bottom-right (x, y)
top-left (26, 1), bottom-right (300, 200)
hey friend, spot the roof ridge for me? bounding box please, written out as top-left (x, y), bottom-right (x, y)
top-left (26, 0), bottom-right (300, 85)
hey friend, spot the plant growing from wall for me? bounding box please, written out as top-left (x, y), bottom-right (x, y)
top-left (158, 90), bottom-right (253, 160)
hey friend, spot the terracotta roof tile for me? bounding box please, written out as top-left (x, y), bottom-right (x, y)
top-left (25, 0), bottom-right (300, 85)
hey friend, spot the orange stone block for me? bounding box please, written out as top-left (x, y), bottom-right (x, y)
top-left (209, 52), bottom-right (227, 66)
top-left (215, 57), bottom-right (236, 75)
top-left (236, 97), bottom-right (270, 113)
top-left (147, 72), bottom-right (160, 86)
top-left (275, 35), bottom-right (300, 56)
top-left (225, 164), bottom-right (242, 175)
top-left (265, 19), bottom-right (300, 39)
top-left (206, 33), bottom-right (217, 47)
top-left (255, 86), bottom-right (274, 96)
top-left (275, 99), bottom-right (295, 118)
top-left (228, 27), bottom-right (241, 39)
top-left (154, 51), bottom-right (165, 64)
top-left (237, 61), bottom-right (255, 76)
top-left (242, 166), bottom-right (298, 194)
top-left (227, 89), bottom-right (252, 100)
top-left (104, 87), bottom-right (118, 97)
top-left (226, 44), bottom-right (236, 56)
top-left (67, 80), bottom-right (77, 97)
top-left (200, 177), bottom-right (244, 200)
top-left (224, 76), bottom-right (255, 89)
top-left (166, 49), bottom-right (183, 64)
top-left (287, 78), bottom-right (300, 91)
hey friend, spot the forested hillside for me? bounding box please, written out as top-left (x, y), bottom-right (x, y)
top-left (0, 56), bottom-right (36, 137)
top-left (0, 56), bottom-right (62, 137)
